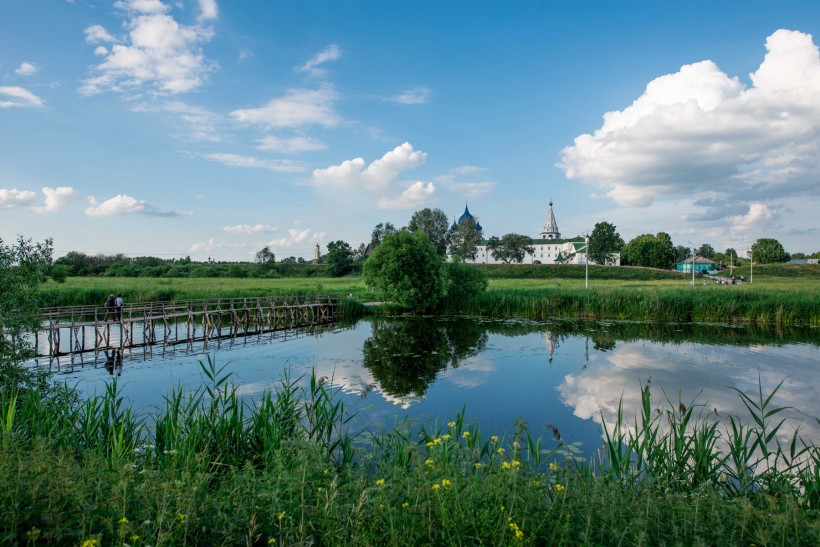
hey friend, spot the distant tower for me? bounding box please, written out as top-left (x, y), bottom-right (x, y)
top-left (314, 243), bottom-right (321, 263)
top-left (540, 200), bottom-right (561, 240)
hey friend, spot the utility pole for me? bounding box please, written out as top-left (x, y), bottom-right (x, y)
top-left (584, 233), bottom-right (589, 289)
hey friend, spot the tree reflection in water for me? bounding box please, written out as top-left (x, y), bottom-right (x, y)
top-left (361, 316), bottom-right (820, 400)
top-left (362, 318), bottom-right (488, 398)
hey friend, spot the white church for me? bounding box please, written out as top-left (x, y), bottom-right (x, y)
top-left (455, 201), bottom-right (620, 266)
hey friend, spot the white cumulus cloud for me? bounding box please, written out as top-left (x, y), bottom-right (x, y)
top-left (267, 228), bottom-right (325, 249)
top-left (230, 86), bottom-right (341, 128)
top-left (222, 224), bottom-right (279, 234)
top-left (85, 194), bottom-right (191, 217)
top-left (0, 86), bottom-right (43, 108)
top-left (558, 28), bottom-right (820, 222)
top-left (81, 1), bottom-right (216, 95)
top-left (378, 181), bottom-right (436, 209)
top-left (0, 188), bottom-right (38, 208)
top-left (15, 62), bottom-right (39, 76)
top-left (35, 187), bottom-right (78, 214)
top-left (312, 142), bottom-right (427, 190)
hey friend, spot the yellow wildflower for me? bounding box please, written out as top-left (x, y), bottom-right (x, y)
top-left (433, 438), bottom-right (442, 446)
top-left (376, 479), bottom-right (385, 486)
top-left (555, 483), bottom-right (565, 492)
top-left (379, 504), bottom-right (385, 510)
top-left (402, 502), bottom-right (410, 509)
top-left (432, 483), bottom-right (441, 490)
top-left (441, 479), bottom-right (452, 487)
top-left (462, 431), bottom-right (470, 439)
top-left (448, 421), bottom-right (456, 428)
top-left (513, 441), bottom-right (520, 449)
top-left (502, 461), bottom-right (511, 470)
top-left (323, 468), bottom-right (329, 475)
top-left (130, 536), bottom-right (140, 543)
top-left (118, 517), bottom-right (128, 525)
top-left (441, 434), bottom-right (451, 441)
top-left (268, 539), bottom-right (277, 545)
top-left (549, 462), bottom-right (558, 471)
top-left (474, 463), bottom-right (483, 469)
top-left (278, 511), bottom-right (286, 521)
top-left (176, 513), bottom-right (186, 523)
top-left (426, 441), bottom-right (434, 448)
top-left (490, 435), bottom-right (499, 443)
top-left (425, 458), bottom-right (434, 467)
top-left (512, 460), bottom-right (521, 468)
top-left (81, 540), bottom-right (98, 547)
top-left (497, 447), bottom-right (505, 455)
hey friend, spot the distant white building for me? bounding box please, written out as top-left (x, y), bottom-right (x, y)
top-left (457, 201), bottom-right (620, 266)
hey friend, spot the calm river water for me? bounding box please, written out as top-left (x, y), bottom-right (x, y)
top-left (45, 317), bottom-right (820, 453)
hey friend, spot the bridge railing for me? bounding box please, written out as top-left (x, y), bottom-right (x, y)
top-left (36, 295), bottom-right (340, 324)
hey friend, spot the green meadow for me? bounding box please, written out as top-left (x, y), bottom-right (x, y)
top-left (41, 263), bottom-right (820, 324)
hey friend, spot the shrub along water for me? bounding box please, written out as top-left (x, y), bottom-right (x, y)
top-left (1, 359), bottom-right (818, 545)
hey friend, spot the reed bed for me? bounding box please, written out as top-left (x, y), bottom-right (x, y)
top-left (1, 359), bottom-right (819, 545)
top-left (446, 286), bottom-right (820, 325)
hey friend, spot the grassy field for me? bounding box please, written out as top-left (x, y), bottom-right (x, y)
top-left (2, 360), bottom-right (818, 546)
top-left (40, 265), bottom-right (820, 324)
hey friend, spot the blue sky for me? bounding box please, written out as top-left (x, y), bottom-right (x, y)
top-left (2, 0), bottom-right (819, 260)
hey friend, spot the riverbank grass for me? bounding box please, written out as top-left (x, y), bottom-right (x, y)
top-left (1, 359), bottom-right (818, 545)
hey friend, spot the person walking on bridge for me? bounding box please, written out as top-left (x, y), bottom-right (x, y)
top-left (115, 293), bottom-right (123, 321)
top-left (103, 294), bottom-right (116, 321)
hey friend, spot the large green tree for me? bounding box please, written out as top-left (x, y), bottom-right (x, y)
top-left (751, 238), bottom-right (789, 264)
top-left (588, 221), bottom-right (624, 265)
top-left (325, 240), bottom-right (355, 277)
top-left (622, 233), bottom-right (675, 269)
top-left (448, 217), bottom-right (482, 262)
top-left (407, 208), bottom-right (450, 256)
top-left (363, 231), bottom-right (447, 312)
top-left (696, 243), bottom-right (715, 259)
top-left (369, 222), bottom-right (397, 252)
top-left (1, 236), bottom-right (52, 365)
top-left (486, 233), bottom-right (535, 264)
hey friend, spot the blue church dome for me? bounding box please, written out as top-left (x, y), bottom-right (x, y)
top-left (453, 204), bottom-right (483, 232)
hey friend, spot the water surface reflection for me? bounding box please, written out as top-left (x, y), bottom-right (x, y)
top-left (59, 317), bottom-right (820, 454)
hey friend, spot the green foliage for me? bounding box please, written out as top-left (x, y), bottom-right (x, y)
top-left (622, 232), bottom-right (675, 269)
top-left (2, 363), bottom-right (820, 546)
top-left (588, 221), bottom-right (624, 265)
top-left (449, 216), bottom-right (482, 261)
top-left (442, 261), bottom-right (489, 309)
top-left (363, 231), bottom-right (448, 312)
top-left (752, 237), bottom-right (789, 264)
top-left (477, 263), bottom-right (682, 280)
top-left (697, 243), bottom-right (715, 259)
top-left (369, 221), bottom-right (397, 251)
top-left (486, 233), bottom-right (535, 264)
top-left (0, 236), bottom-right (52, 365)
top-left (326, 240), bottom-right (355, 277)
top-left (254, 245), bottom-right (275, 264)
top-left (407, 207), bottom-right (451, 256)
top-left (49, 264), bottom-right (69, 283)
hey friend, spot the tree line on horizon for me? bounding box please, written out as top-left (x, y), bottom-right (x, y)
top-left (48, 207), bottom-right (815, 281)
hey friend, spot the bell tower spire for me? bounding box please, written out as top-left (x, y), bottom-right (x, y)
top-left (539, 199), bottom-right (561, 240)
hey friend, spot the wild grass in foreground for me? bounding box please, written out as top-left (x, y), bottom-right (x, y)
top-left (2, 360), bottom-right (819, 545)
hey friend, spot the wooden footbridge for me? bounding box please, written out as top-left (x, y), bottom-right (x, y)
top-left (34, 296), bottom-right (339, 368)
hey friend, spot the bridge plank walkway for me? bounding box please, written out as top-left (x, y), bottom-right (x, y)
top-left (34, 296), bottom-right (339, 363)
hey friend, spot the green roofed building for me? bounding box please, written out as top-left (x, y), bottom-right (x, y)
top-left (461, 201), bottom-right (621, 266)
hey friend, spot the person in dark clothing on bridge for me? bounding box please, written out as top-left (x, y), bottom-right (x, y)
top-left (103, 294), bottom-right (116, 321)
